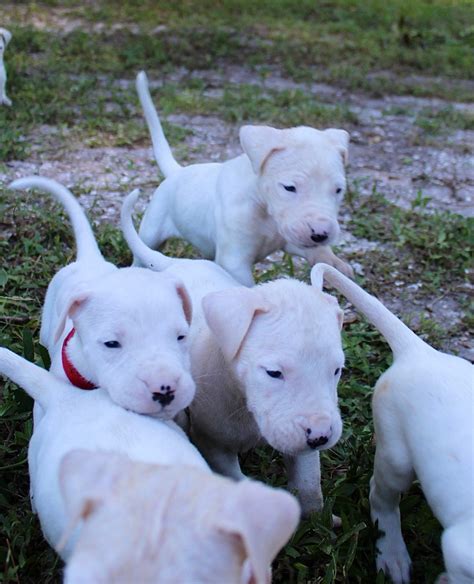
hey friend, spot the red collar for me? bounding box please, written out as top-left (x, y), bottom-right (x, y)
top-left (61, 328), bottom-right (97, 390)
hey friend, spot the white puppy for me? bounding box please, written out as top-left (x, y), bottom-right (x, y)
top-left (8, 177), bottom-right (195, 419)
top-left (134, 71), bottom-right (352, 286)
top-left (311, 264), bottom-right (474, 584)
top-left (0, 349), bottom-right (300, 583)
top-left (122, 191), bottom-right (345, 516)
top-left (0, 27), bottom-right (12, 106)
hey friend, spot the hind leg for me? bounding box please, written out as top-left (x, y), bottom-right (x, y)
top-left (440, 522), bottom-right (474, 584)
top-left (135, 182), bottom-right (179, 265)
top-left (370, 435), bottom-right (414, 584)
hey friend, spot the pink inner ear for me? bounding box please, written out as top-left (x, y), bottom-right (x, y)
top-left (53, 292), bottom-right (90, 344)
top-left (176, 284), bottom-right (192, 325)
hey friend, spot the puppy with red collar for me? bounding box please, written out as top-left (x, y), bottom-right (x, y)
top-left (9, 177), bottom-right (196, 420)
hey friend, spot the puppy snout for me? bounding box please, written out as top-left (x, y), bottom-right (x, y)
top-left (311, 231), bottom-right (329, 244)
top-left (306, 428), bottom-right (330, 449)
top-left (301, 415), bottom-right (333, 449)
top-left (152, 384), bottom-right (176, 406)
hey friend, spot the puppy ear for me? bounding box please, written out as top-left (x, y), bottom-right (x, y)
top-left (202, 287), bottom-right (267, 362)
top-left (53, 290), bottom-right (91, 343)
top-left (324, 129), bottom-right (349, 165)
top-left (57, 450), bottom-right (130, 551)
top-left (218, 481), bottom-right (300, 584)
top-left (335, 306), bottom-right (344, 330)
top-left (0, 29), bottom-right (12, 47)
top-left (174, 280), bottom-right (192, 326)
top-left (240, 125), bottom-right (283, 174)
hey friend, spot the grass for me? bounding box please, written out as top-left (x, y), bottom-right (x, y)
top-left (0, 0), bottom-right (473, 582)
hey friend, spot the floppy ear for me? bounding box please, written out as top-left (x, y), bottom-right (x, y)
top-left (202, 287), bottom-right (268, 362)
top-left (53, 290), bottom-right (91, 343)
top-left (240, 125), bottom-right (283, 174)
top-left (334, 305), bottom-right (344, 330)
top-left (324, 128), bottom-right (349, 165)
top-left (174, 280), bottom-right (192, 326)
top-left (217, 481), bottom-right (300, 584)
top-left (57, 450), bottom-right (130, 551)
top-left (0, 29), bottom-right (12, 47)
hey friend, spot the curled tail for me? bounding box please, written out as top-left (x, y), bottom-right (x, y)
top-left (311, 264), bottom-right (428, 358)
top-left (0, 347), bottom-right (72, 409)
top-left (9, 177), bottom-right (103, 263)
top-left (121, 189), bottom-right (174, 271)
top-left (136, 71), bottom-right (181, 177)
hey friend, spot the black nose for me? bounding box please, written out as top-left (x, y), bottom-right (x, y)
top-left (152, 386), bottom-right (175, 406)
top-left (311, 232), bottom-right (328, 244)
top-left (307, 435), bottom-right (329, 449)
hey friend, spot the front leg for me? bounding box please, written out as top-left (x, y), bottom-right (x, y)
top-left (283, 450), bottom-right (323, 517)
top-left (215, 243), bottom-right (255, 287)
top-left (284, 242), bottom-right (354, 279)
top-left (190, 427), bottom-right (246, 481)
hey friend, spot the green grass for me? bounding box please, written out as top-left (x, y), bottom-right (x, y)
top-left (1, 0), bottom-right (473, 582)
top-left (415, 106), bottom-right (474, 134)
top-left (0, 70), bottom-right (356, 162)
top-left (1, 183), bottom-right (470, 582)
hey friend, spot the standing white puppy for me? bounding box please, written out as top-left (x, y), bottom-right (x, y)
top-left (0, 27), bottom-right (12, 106)
top-left (0, 349), bottom-right (300, 584)
top-left (311, 264), bottom-right (474, 584)
top-left (135, 71), bottom-right (352, 286)
top-left (122, 191), bottom-right (346, 517)
top-left (9, 177), bottom-right (195, 419)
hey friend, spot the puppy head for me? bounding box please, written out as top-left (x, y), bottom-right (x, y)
top-left (240, 125), bottom-right (349, 249)
top-left (60, 450), bottom-right (300, 584)
top-left (0, 28), bottom-right (12, 55)
top-left (203, 279), bottom-right (344, 455)
top-left (55, 268), bottom-right (195, 418)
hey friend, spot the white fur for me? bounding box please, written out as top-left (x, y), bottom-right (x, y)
top-left (8, 177), bottom-right (195, 419)
top-left (311, 264), bottom-right (474, 584)
top-left (0, 349), bottom-right (300, 583)
top-left (0, 28), bottom-right (12, 106)
top-left (122, 191), bottom-right (345, 516)
top-left (134, 71), bottom-right (352, 286)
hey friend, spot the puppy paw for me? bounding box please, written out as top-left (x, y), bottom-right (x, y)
top-left (375, 536), bottom-right (412, 584)
top-left (434, 574), bottom-right (450, 584)
top-left (331, 514), bottom-right (342, 528)
top-left (1, 96), bottom-right (11, 106)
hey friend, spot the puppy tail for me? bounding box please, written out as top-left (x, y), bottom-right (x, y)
top-left (136, 71), bottom-right (181, 178)
top-left (121, 189), bottom-right (174, 270)
top-left (9, 177), bottom-right (103, 263)
top-left (311, 264), bottom-right (428, 358)
top-left (0, 347), bottom-right (70, 409)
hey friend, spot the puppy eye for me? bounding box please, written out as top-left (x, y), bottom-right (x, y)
top-left (336, 187), bottom-right (343, 195)
top-left (334, 368), bottom-right (341, 376)
top-left (283, 185), bottom-right (296, 193)
top-left (177, 335), bottom-right (186, 341)
top-left (266, 370), bottom-right (283, 379)
top-left (104, 341), bottom-right (121, 349)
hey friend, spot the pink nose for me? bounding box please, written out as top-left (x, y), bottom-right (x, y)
top-left (301, 415), bottom-right (332, 449)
